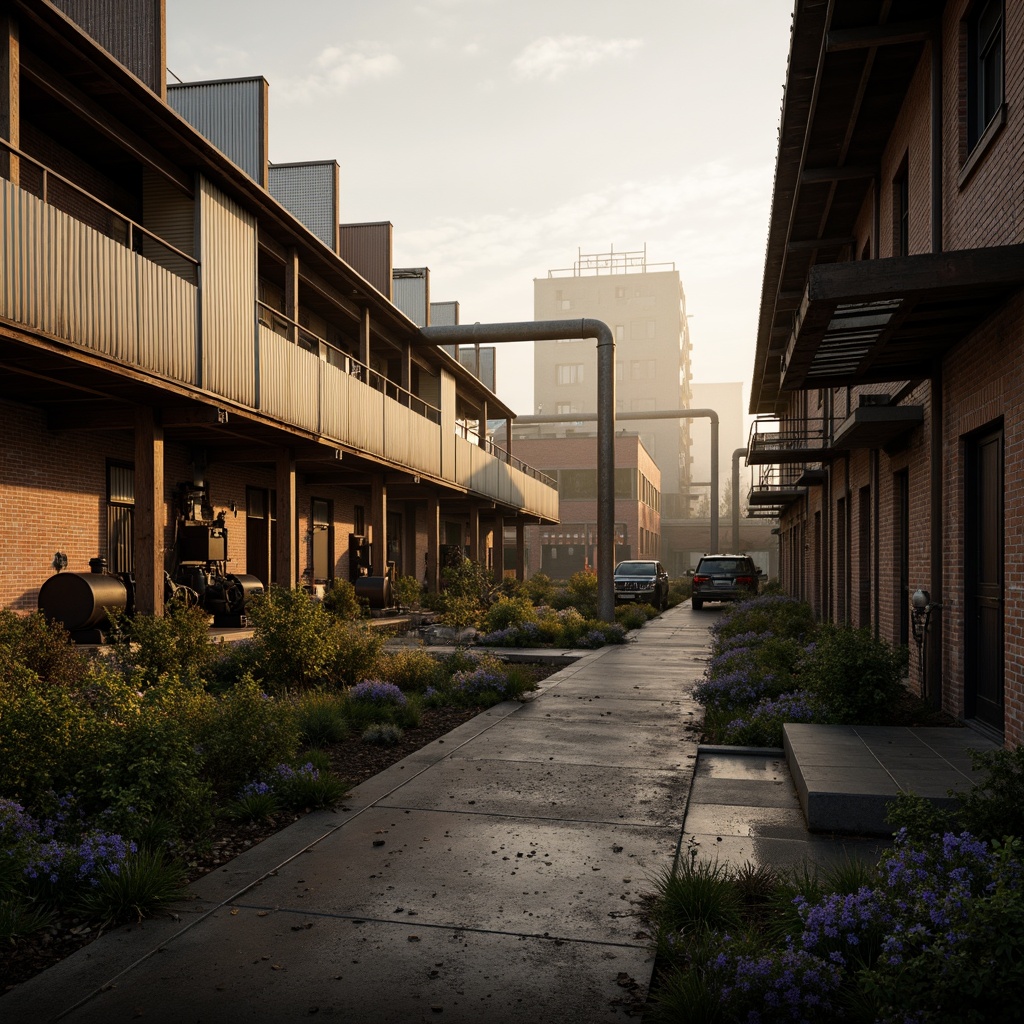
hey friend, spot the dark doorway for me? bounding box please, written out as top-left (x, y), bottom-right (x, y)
top-left (311, 498), bottom-right (332, 584)
top-left (965, 424), bottom-right (1004, 733)
top-left (246, 487), bottom-right (277, 589)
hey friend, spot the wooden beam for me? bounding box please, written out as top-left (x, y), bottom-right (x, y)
top-left (826, 22), bottom-right (933, 53)
top-left (800, 165), bottom-right (875, 184)
top-left (275, 450), bottom-right (297, 589)
top-left (788, 236), bottom-right (856, 251)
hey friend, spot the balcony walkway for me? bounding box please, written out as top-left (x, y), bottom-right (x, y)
top-left (2, 605), bottom-right (992, 1022)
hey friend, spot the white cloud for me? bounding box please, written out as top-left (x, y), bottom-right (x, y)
top-left (274, 44), bottom-right (401, 102)
top-left (511, 35), bottom-right (642, 82)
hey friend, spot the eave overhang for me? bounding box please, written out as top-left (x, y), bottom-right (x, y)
top-left (780, 246), bottom-right (1024, 391)
top-left (832, 404), bottom-right (924, 449)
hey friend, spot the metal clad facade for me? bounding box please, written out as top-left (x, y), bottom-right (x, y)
top-left (168, 80), bottom-right (266, 183)
top-left (268, 163), bottom-right (338, 251)
top-left (258, 328), bottom-right (319, 432)
top-left (199, 176), bottom-right (256, 405)
top-left (441, 370), bottom-right (456, 480)
top-left (0, 178), bottom-right (139, 363)
top-left (319, 360), bottom-right (351, 442)
top-left (392, 268), bottom-right (428, 326)
top-left (429, 300), bottom-right (459, 326)
top-left (339, 222), bottom-right (393, 299)
top-left (135, 254), bottom-right (197, 383)
top-left (53, 0), bottom-right (165, 94)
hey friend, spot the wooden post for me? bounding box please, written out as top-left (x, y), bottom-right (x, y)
top-left (275, 449), bottom-right (297, 588)
top-left (492, 513), bottom-right (505, 581)
top-left (134, 406), bottom-right (164, 617)
top-left (516, 518), bottom-right (526, 581)
top-left (371, 476), bottom-right (387, 576)
top-left (468, 502), bottom-right (480, 563)
top-left (284, 247), bottom-right (300, 345)
top-left (0, 13), bottom-right (19, 186)
top-left (426, 493), bottom-right (440, 593)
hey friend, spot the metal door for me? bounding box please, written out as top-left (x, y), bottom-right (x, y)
top-left (965, 426), bottom-right (1003, 732)
top-left (311, 499), bottom-right (332, 583)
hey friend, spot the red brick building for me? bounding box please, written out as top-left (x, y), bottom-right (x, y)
top-left (0, 1), bottom-right (556, 618)
top-left (749, 0), bottom-right (1024, 745)
top-left (509, 435), bottom-right (661, 579)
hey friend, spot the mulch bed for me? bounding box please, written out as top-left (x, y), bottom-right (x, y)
top-left (1, 705), bottom-right (485, 993)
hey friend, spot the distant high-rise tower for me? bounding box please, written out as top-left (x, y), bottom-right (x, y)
top-left (533, 245), bottom-right (694, 522)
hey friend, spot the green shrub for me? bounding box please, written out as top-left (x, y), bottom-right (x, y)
top-left (954, 745), bottom-right (1024, 842)
top-left (890, 746), bottom-right (1024, 845)
top-left (615, 603), bottom-right (656, 630)
top-left (321, 579), bottom-right (364, 620)
top-left (361, 723), bottom-right (404, 746)
top-left (292, 689), bottom-right (349, 746)
top-left (243, 588), bottom-right (384, 690)
top-left (552, 570), bottom-right (599, 619)
top-left (801, 624), bottom-right (908, 724)
top-left (376, 648), bottom-right (446, 692)
top-left (0, 610), bottom-right (86, 690)
top-left (712, 595), bottom-right (816, 645)
top-left (198, 676), bottom-right (300, 798)
top-left (435, 594), bottom-right (480, 633)
top-left (522, 572), bottom-right (555, 605)
top-left (274, 762), bottom-right (349, 810)
top-left (483, 595), bottom-right (537, 632)
top-left (329, 622), bottom-right (385, 688)
top-left (108, 603), bottom-right (217, 688)
top-left (441, 558), bottom-right (494, 607)
top-left (391, 574), bottom-right (423, 611)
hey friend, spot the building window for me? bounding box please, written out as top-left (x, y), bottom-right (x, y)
top-left (557, 363), bottom-right (584, 385)
top-left (893, 155), bottom-right (909, 257)
top-left (107, 461), bottom-right (134, 574)
top-left (630, 359), bottom-right (656, 380)
top-left (967, 0), bottom-right (1004, 151)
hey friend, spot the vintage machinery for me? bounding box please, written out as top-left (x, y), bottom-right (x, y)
top-left (38, 557), bottom-right (130, 643)
top-left (169, 483), bottom-right (263, 627)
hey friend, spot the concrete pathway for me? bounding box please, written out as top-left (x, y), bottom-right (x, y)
top-left (4, 606), bottom-right (710, 1023)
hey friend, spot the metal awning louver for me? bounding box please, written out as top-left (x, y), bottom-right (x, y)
top-left (779, 246), bottom-right (1024, 391)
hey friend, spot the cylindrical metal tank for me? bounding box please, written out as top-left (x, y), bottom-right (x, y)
top-left (38, 572), bottom-right (128, 632)
top-left (354, 575), bottom-right (392, 610)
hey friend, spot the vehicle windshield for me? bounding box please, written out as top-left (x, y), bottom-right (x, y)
top-left (700, 559), bottom-right (746, 573)
top-left (616, 562), bottom-right (655, 576)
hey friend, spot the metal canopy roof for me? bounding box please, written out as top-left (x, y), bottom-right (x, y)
top-left (750, 0), bottom-right (942, 414)
top-left (831, 404), bottom-right (924, 449)
top-left (781, 246), bottom-right (1024, 390)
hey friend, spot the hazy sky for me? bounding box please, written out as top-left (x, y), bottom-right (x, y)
top-left (165, 0), bottom-right (794, 416)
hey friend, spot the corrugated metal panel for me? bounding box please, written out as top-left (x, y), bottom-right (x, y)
top-left (441, 370), bottom-right (456, 480)
top-left (0, 179), bottom-right (140, 363)
top-left (199, 176), bottom-right (256, 405)
top-left (339, 222), bottom-right (393, 298)
top-left (319, 359), bottom-right (351, 442)
top-left (136, 254), bottom-right (197, 384)
top-left (142, 169), bottom-right (194, 262)
top-left (268, 162), bottom-right (338, 250)
top-left (258, 328), bottom-right (319, 432)
top-left (168, 80), bottom-right (267, 184)
top-left (429, 300), bottom-right (459, 327)
top-left (1, 178), bottom-right (202, 380)
top-left (346, 377), bottom-right (385, 456)
top-left (52, 0), bottom-right (164, 94)
top-left (392, 268), bottom-right (428, 326)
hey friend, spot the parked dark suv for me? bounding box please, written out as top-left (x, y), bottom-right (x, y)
top-left (613, 559), bottom-right (670, 610)
top-left (691, 554), bottom-right (760, 609)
